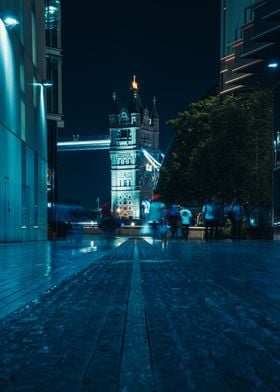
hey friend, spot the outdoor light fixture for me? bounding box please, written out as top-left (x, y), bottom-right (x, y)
top-left (41, 80), bottom-right (53, 88)
top-left (1, 14), bottom-right (19, 29)
top-left (32, 80), bottom-right (53, 88)
top-left (268, 62), bottom-right (279, 69)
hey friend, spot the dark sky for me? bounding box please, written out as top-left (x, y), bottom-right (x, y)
top-left (58, 0), bottom-right (221, 210)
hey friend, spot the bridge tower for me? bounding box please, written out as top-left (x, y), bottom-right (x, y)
top-left (109, 76), bottom-right (160, 220)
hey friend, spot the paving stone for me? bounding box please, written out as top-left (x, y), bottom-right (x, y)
top-left (1, 238), bottom-right (280, 391)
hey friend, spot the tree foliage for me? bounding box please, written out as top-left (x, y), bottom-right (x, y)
top-left (157, 91), bottom-right (273, 205)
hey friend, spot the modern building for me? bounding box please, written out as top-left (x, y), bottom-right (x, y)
top-left (45, 0), bottom-right (63, 209)
top-left (109, 77), bottom-right (160, 220)
top-left (0, 0), bottom-right (48, 242)
top-left (220, 0), bottom-right (280, 228)
top-left (0, 1), bottom-right (63, 242)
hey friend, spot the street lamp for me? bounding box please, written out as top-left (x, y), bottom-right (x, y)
top-left (116, 207), bottom-right (121, 219)
top-left (3, 16), bottom-right (19, 28)
top-left (32, 80), bottom-right (53, 88)
top-left (41, 80), bottom-right (54, 88)
top-left (0, 13), bottom-right (19, 29)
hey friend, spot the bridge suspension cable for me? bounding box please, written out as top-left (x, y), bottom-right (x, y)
top-left (142, 149), bottom-right (162, 171)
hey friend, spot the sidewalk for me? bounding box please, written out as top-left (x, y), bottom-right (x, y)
top-left (0, 236), bottom-right (126, 319)
top-left (0, 238), bottom-right (280, 391)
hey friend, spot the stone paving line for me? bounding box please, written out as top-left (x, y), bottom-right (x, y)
top-left (0, 239), bottom-right (280, 391)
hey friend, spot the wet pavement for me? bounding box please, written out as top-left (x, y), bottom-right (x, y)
top-left (0, 238), bottom-right (280, 391)
top-left (0, 235), bottom-right (126, 319)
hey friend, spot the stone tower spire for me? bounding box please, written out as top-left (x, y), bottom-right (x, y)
top-left (109, 91), bottom-right (119, 126)
top-left (150, 96), bottom-right (159, 131)
top-left (127, 75), bottom-right (143, 116)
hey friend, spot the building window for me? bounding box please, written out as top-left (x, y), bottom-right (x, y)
top-left (46, 54), bottom-right (62, 114)
top-left (124, 180), bottom-right (127, 187)
top-left (45, 0), bottom-right (62, 49)
top-left (244, 6), bottom-right (254, 24)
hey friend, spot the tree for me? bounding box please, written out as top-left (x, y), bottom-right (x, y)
top-left (157, 91), bottom-right (273, 205)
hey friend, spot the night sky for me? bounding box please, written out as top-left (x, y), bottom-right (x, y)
top-left (58, 0), bottom-right (221, 210)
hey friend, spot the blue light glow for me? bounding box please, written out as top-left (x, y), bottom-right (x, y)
top-left (42, 80), bottom-right (53, 87)
top-left (33, 80), bottom-right (53, 88)
top-left (0, 19), bottom-right (17, 130)
top-left (250, 218), bottom-right (256, 227)
top-left (3, 16), bottom-right (19, 28)
top-left (268, 62), bottom-right (279, 69)
top-left (40, 85), bottom-right (47, 137)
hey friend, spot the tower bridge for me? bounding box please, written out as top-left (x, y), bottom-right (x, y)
top-left (57, 77), bottom-right (162, 220)
top-left (57, 134), bottom-right (162, 171)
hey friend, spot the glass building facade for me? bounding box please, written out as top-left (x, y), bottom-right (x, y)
top-left (45, 0), bottom-right (63, 212)
top-left (0, 0), bottom-right (48, 241)
top-left (221, 0), bottom-right (256, 58)
top-left (220, 0), bottom-right (280, 232)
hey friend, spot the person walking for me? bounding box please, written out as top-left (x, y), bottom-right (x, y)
top-left (212, 192), bottom-right (225, 239)
top-left (202, 199), bottom-right (215, 241)
top-left (229, 195), bottom-right (244, 241)
top-left (159, 217), bottom-right (168, 248)
top-left (179, 207), bottom-right (193, 240)
top-left (148, 194), bottom-right (166, 240)
top-left (167, 204), bottom-right (180, 238)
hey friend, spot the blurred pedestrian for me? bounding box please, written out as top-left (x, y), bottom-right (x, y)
top-left (179, 207), bottom-right (193, 240)
top-left (212, 192), bottom-right (225, 239)
top-left (167, 204), bottom-right (180, 238)
top-left (202, 199), bottom-right (215, 241)
top-left (98, 202), bottom-right (120, 235)
top-left (229, 195), bottom-right (244, 241)
top-left (149, 194), bottom-right (166, 240)
top-left (159, 217), bottom-right (169, 247)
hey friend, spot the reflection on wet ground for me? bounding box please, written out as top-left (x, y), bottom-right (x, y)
top-left (146, 237), bottom-right (280, 322)
top-left (0, 235), bottom-right (126, 319)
